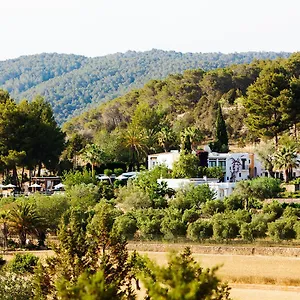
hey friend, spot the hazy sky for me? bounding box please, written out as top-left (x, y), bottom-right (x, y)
top-left (1, 0), bottom-right (299, 61)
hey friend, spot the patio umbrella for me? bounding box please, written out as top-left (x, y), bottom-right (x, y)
top-left (29, 183), bottom-right (42, 188)
top-left (29, 183), bottom-right (42, 192)
top-left (5, 184), bottom-right (16, 188)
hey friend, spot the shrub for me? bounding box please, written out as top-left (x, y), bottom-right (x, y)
top-left (0, 272), bottom-right (34, 300)
top-left (104, 169), bottom-right (113, 176)
top-left (112, 214), bottom-right (137, 239)
top-left (268, 218), bottom-right (296, 241)
top-left (263, 201), bottom-right (284, 219)
top-left (134, 209), bottom-right (163, 239)
top-left (212, 213), bottom-right (239, 241)
top-left (223, 195), bottom-right (244, 211)
top-left (202, 200), bottom-right (225, 216)
top-left (160, 208), bottom-right (186, 239)
top-left (187, 219), bottom-right (213, 241)
top-left (67, 183), bottom-right (100, 209)
top-left (114, 168), bottom-right (124, 176)
top-left (170, 184), bottom-right (215, 210)
top-left (8, 253), bottom-right (39, 274)
top-left (182, 208), bottom-right (201, 224)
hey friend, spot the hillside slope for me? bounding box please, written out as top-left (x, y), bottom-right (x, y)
top-left (0, 50), bottom-right (291, 124)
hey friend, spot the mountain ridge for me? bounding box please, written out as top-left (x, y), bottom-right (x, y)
top-left (0, 50), bottom-right (291, 124)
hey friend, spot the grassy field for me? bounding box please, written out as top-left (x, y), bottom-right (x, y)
top-left (3, 249), bottom-right (300, 299)
top-left (137, 251), bottom-right (300, 300)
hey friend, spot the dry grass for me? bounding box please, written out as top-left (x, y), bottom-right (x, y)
top-left (3, 249), bottom-right (300, 299)
top-left (139, 251), bottom-right (300, 286)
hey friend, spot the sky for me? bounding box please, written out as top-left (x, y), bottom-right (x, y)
top-left (1, 0), bottom-right (300, 61)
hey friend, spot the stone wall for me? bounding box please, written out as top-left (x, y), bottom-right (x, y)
top-left (127, 242), bottom-right (300, 257)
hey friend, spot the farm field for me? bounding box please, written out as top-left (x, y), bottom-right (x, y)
top-left (3, 249), bottom-right (300, 299)
top-left (137, 251), bottom-right (300, 300)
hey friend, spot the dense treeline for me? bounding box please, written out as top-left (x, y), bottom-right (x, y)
top-left (0, 90), bottom-right (65, 187)
top-left (0, 50), bottom-right (290, 124)
top-left (62, 53), bottom-right (300, 171)
top-left (0, 167), bottom-right (299, 249)
top-left (0, 195), bottom-right (231, 299)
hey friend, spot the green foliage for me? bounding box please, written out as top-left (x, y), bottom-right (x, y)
top-left (160, 208), bottom-right (186, 239)
top-left (9, 202), bottom-right (43, 247)
top-left (202, 166), bottom-right (225, 180)
top-left (34, 204), bottom-right (134, 299)
top-left (1, 51), bottom-right (287, 125)
top-left (210, 103), bottom-right (229, 153)
top-left (140, 247), bottom-right (231, 299)
top-left (112, 214), bottom-right (137, 239)
top-left (0, 272), bottom-right (34, 300)
top-left (133, 165), bottom-right (172, 202)
top-left (62, 169), bottom-right (96, 187)
top-left (243, 63), bottom-right (295, 144)
top-left (268, 218), bottom-right (296, 241)
top-left (262, 201), bottom-right (284, 219)
top-left (172, 152), bottom-right (199, 178)
top-left (57, 270), bottom-right (122, 300)
top-left (116, 182), bottom-right (152, 211)
top-left (27, 194), bottom-right (70, 233)
top-left (231, 177), bottom-right (282, 210)
top-left (249, 177), bottom-right (282, 199)
top-left (293, 221), bottom-right (300, 239)
top-left (187, 220), bottom-right (213, 241)
top-left (170, 184), bottom-right (215, 210)
top-left (81, 144), bottom-right (106, 175)
top-left (0, 94), bottom-right (64, 184)
top-left (8, 253), bottom-right (38, 274)
top-left (182, 207), bottom-right (201, 224)
top-left (67, 183), bottom-right (101, 210)
top-left (274, 144), bottom-right (299, 182)
top-left (104, 169), bottom-right (113, 176)
top-left (212, 213), bottom-right (240, 241)
top-left (202, 200), bottom-right (226, 216)
top-left (114, 168), bottom-right (124, 176)
top-left (98, 181), bottom-right (115, 201)
top-left (133, 209), bottom-right (163, 239)
top-left (223, 195), bottom-right (244, 211)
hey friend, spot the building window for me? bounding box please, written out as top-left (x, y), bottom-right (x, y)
top-left (241, 158), bottom-right (246, 170)
top-left (239, 173), bottom-right (241, 177)
top-left (209, 160), bottom-right (217, 167)
top-left (218, 160), bottom-right (226, 170)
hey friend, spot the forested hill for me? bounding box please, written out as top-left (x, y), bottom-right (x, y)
top-left (63, 52), bottom-right (300, 152)
top-left (0, 50), bottom-right (291, 124)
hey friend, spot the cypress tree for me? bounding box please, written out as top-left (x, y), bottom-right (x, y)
top-left (213, 103), bottom-right (229, 152)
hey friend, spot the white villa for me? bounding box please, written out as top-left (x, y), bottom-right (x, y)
top-left (148, 150), bottom-right (263, 183)
top-left (148, 150), bottom-right (180, 170)
top-left (148, 149), bottom-right (265, 200)
top-left (148, 148), bottom-right (300, 199)
top-left (157, 178), bottom-right (235, 200)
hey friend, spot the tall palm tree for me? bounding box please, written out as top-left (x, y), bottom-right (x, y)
top-left (157, 127), bottom-right (175, 152)
top-left (9, 202), bottom-right (42, 247)
top-left (274, 145), bottom-right (299, 182)
top-left (81, 144), bottom-right (106, 176)
top-left (180, 127), bottom-right (203, 152)
top-left (123, 127), bottom-right (148, 171)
